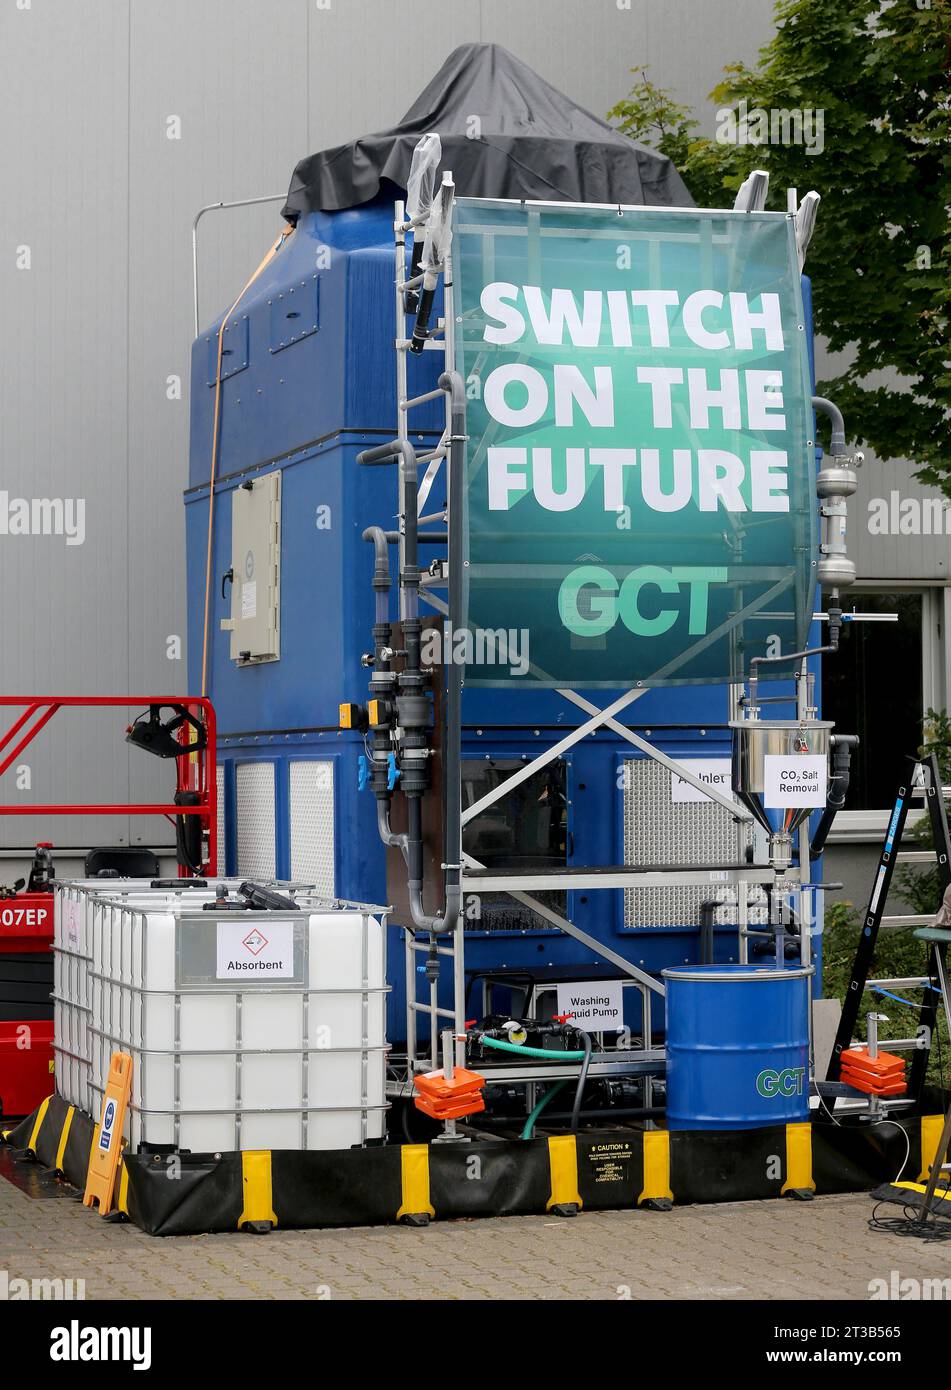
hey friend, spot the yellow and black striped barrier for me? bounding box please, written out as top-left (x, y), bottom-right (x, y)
top-left (2, 1091), bottom-right (946, 1237)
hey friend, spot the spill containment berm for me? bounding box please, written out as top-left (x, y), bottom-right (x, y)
top-left (3, 1091), bottom-right (948, 1237)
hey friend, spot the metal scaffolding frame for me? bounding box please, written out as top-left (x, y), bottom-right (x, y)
top-left (381, 187), bottom-right (819, 1103)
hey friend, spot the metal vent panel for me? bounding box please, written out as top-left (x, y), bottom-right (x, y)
top-left (289, 761), bottom-right (335, 898)
top-left (235, 762), bottom-right (276, 879)
top-left (622, 758), bottom-right (751, 928)
top-left (216, 765), bottom-right (227, 874)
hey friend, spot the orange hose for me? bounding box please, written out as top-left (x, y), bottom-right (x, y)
top-left (199, 224), bottom-right (294, 696)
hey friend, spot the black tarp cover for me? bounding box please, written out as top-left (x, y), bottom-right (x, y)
top-left (281, 42), bottom-right (693, 221)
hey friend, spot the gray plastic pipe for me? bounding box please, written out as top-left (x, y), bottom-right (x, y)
top-left (356, 426), bottom-right (461, 937)
top-left (812, 396), bottom-right (846, 455)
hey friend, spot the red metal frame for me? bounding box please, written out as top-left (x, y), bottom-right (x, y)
top-left (0, 697), bottom-right (217, 876)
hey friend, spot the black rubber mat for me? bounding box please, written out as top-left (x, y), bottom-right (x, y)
top-left (0, 1144), bottom-right (79, 1200)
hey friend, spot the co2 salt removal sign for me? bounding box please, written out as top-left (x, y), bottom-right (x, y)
top-left (453, 200), bottom-right (818, 687)
top-left (764, 754), bottom-right (827, 810)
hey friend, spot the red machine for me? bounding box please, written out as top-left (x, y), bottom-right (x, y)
top-left (0, 866), bottom-right (55, 1121)
top-left (0, 697), bottom-right (216, 1122)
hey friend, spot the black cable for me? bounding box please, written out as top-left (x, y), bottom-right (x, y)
top-left (175, 810), bottom-right (204, 876)
top-left (570, 1027), bottom-right (592, 1134)
top-left (401, 1105), bottom-right (413, 1144)
top-left (869, 1200), bottom-right (951, 1242)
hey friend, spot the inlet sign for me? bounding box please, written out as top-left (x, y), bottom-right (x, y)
top-left (452, 199), bottom-right (818, 687)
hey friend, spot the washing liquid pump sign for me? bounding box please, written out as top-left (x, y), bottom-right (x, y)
top-left (453, 200), bottom-right (818, 687)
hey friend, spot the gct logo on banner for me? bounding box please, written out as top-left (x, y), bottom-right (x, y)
top-left (453, 200), bottom-right (818, 687)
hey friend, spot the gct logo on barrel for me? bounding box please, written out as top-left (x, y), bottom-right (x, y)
top-left (755, 1066), bottom-right (806, 1099)
top-left (98, 1098), bottom-right (117, 1152)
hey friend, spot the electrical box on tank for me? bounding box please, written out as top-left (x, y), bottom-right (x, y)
top-left (222, 471), bottom-right (282, 665)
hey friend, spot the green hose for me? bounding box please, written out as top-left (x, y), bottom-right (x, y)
top-left (479, 1034), bottom-right (588, 1139)
top-left (480, 1034), bottom-right (587, 1062)
top-left (520, 1078), bottom-right (571, 1140)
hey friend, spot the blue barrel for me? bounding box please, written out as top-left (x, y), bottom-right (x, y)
top-left (662, 964), bottom-right (812, 1130)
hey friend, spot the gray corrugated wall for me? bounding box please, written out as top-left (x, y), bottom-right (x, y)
top-left (6, 0), bottom-right (886, 856)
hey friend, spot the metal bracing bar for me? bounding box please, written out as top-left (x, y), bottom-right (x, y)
top-left (0, 703), bottom-right (42, 754)
top-left (458, 574), bottom-right (792, 830)
top-left (557, 689), bottom-right (751, 821)
top-left (396, 264), bottom-right (445, 293)
top-left (471, 1053), bottom-right (666, 1084)
top-left (408, 1002), bottom-right (456, 1020)
top-left (796, 668), bottom-right (813, 1004)
top-left (404, 929), bottom-right (417, 1071)
top-left (461, 687), bottom-right (647, 826)
top-left (419, 589), bottom-right (449, 616)
top-left (192, 192), bottom-right (287, 339)
top-left (462, 866), bottom-right (775, 892)
top-left (870, 977), bottom-right (934, 990)
top-left (462, 851), bottom-right (666, 996)
top-left (0, 702), bottom-right (59, 778)
top-left (394, 199), bottom-right (409, 614)
top-left (400, 387), bottom-right (446, 410)
top-left (408, 938), bottom-right (457, 958)
top-left (396, 340), bottom-right (446, 353)
top-left (417, 451), bottom-right (446, 515)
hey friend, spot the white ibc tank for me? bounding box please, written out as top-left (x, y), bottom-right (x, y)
top-left (53, 878), bottom-right (323, 1116)
top-left (54, 879), bottom-right (238, 1113)
top-left (88, 898), bottom-right (388, 1152)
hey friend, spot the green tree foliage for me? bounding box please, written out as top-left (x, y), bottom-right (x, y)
top-left (822, 706), bottom-right (951, 1088)
top-left (608, 0), bottom-right (951, 486)
top-left (822, 899), bottom-right (949, 1085)
top-left (896, 708), bottom-right (951, 912)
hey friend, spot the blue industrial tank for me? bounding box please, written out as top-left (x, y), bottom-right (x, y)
top-left (185, 47), bottom-right (824, 1048)
top-left (662, 963), bottom-right (813, 1130)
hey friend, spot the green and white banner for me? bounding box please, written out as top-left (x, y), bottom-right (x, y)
top-left (452, 199), bottom-right (818, 687)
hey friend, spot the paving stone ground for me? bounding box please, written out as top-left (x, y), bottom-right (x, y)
top-left (2, 1174), bottom-right (951, 1301)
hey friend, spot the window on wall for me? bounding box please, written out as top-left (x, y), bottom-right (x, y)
top-left (821, 592), bottom-right (924, 811)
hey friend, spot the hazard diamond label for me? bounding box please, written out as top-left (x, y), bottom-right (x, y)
top-left (242, 928), bottom-right (269, 956)
top-left (215, 919), bottom-right (295, 981)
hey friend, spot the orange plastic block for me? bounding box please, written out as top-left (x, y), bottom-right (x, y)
top-left (414, 1090), bottom-right (487, 1120)
top-left (841, 1047), bottom-right (907, 1097)
top-left (841, 1070), bottom-right (908, 1098)
top-left (414, 1066), bottom-right (485, 1102)
top-left (413, 1065), bottom-right (485, 1119)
